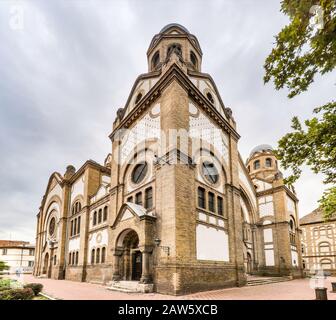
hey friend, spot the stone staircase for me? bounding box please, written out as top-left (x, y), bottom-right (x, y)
top-left (107, 280), bottom-right (154, 293)
top-left (246, 276), bottom-right (292, 286)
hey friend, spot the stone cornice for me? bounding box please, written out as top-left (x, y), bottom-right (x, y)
top-left (256, 185), bottom-right (298, 201)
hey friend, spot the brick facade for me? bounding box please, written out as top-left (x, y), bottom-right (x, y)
top-left (34, 24), bottom-right (303, 294)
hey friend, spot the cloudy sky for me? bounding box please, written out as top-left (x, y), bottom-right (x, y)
top-left (0, 0), bottom-right (334, 243)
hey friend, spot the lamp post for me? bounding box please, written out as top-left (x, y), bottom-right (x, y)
top-left (154, 238), bottom-right (170, 256)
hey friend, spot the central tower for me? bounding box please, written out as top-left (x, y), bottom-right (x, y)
top-left (109, 24), bottom-right (245, 294)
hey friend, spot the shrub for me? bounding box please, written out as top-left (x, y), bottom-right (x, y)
top-left (24, 283), bottom-right (43, 296)
top-left (0, 279), bottom-right (11, 288)
top-left (0, 288), bottom-right (34, 300)
top-left (0, 286), bottom-right (10, 292)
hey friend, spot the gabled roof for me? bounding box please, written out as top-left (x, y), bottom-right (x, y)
top-left (300, 207), bottom-right (335, 225)
top-left (111, 202), bottom-right (155, 229)
top-left (110, 63), bottom-right (239, 141)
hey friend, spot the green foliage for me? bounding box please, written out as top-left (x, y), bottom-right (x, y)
top-left (265, 1), bottom-right (336, 219)
top-left (264, 0), bottom-right (336, 98)
top-left (275, 102), bottom-right (336, 218)
top-left (24, 283), bottom-right (43, 296)
top-left (0, 261), bottom-right (9, 272)
top-left (0, 288), bottom-right (34, 300)
top-left (0, 278), bottom-right (12, 288)
top-left (319, 187), bottom-right (336, 219)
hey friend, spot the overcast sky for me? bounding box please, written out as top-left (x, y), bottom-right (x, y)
top-left (0, 0), bottom-right (334, 243)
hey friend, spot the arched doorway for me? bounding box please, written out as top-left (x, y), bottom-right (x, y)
top-left (119, 230), bottom-right (142, 281)
top-left (247, 252), bottom-right (252, 274)
top-left (43, 253), bottom-right (49, 275)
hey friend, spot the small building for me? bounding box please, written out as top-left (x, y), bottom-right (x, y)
top-left (0, 240), bottom-right (35, 274)
top-left (300, 208), bottom-right (336, 275)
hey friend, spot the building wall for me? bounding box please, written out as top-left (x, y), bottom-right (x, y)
top-left (0, 246), bottom-right (35, 273)
top-left (33, 24), bottom-right (304, 294)
top-left (301, 221), bottom-right (336, 275)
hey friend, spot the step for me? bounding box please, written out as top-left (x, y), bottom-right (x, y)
top-left (246, 276), bottom-right (292, 286)
top-left (107, 281), bottom-right (154, 293)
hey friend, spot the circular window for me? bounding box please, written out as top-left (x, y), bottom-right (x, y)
top-left (132, 162), bottom-right (148, 184)
top-left (49, 217), bottom-right (56, 237)
top-left (202, 161), bottom-right (219, 184)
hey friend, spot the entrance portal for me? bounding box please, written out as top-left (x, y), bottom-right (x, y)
top-left (247, 252), bottom-right (252, 274)
top-left (132, 250), bottom-right (142, 281)
top-left (120, 230), bottom-right (142, 281)
top-left (43, 253), bottom-right (49, 275)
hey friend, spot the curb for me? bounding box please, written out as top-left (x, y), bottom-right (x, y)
top-left (39, 292), bottom-right (57, 300)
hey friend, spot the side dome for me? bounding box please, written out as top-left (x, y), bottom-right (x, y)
top-left (249, 144), bottom-right (273, 157)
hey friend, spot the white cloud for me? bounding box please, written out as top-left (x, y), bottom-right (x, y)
top-left (0, 0), bottom-right (333, 242)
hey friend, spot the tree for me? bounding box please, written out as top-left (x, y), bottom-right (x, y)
top-left (0, 260), bottom-right (9, 273)
top-left (264, 0), bottom-right (336, 219)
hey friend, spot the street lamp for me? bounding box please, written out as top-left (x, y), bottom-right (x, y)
top-left (154, 238), bottom-right (170, 256)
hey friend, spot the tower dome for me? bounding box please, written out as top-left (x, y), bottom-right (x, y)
top-left (159, 23), bottom-right (190, 34)
top-left (147, 24), bottom-right (202, 73)
top-left (249, 144), bottom-right (273, 158)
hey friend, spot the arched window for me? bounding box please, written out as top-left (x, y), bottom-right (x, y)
top-left (69, 253), bottom-right (72, 265)
top-left (96, 248), bottom-right (100, 264)
top-left (98, 209), bottom-right (102, 224)
top-left (198, 187), bottom-right (206, 209)
top-left (70, 220), bottom-right (73, 237)
top-left (103, 206), bottom-right (108, 221)
top-left (73, 201), bottom-right (82, 215)
top-left (145, 187), bottom-right (153, 209)
top-left (54, 255), bottom-right (57, 265)
top-left (127, 196), bottom-right (133, 203)
top-left (167, 43), bottom-right (182, 57)
top-left (313, 227), bottom-right (319, 239)
top-left (319, 242), bottom-right (331, 253)
top-left (265, 158), bottom-right (272, 167)
top-left (206, 92), bottom-right (214, 104)
top-left (75, 251), bottom-right (79, 265)
top-left (208, 192), bottom-right (215, 212)
top-left (93, 211), bottom-right (97, 226)
top-left (319, 226), bottom-right (327, 236)
top-left (135, 93), bottom-right (142, 104)
top-left (135, 192), bottom-right (142, 206)
top-left (320, 259), bottom-right (332, 270)
top-left (217, 196), bottom-right (223, 216)
top-left (289, 217), bottom-right (295, 232)
top-left (151, 51), bottom-right (160, 69)
top-left (72, 252), bottom-right (75, 265)
top-left (101, 247), bottom-right (106, 264)
top-left (190, 51), bottom-right (198, 68)
top-left (91, 249), bottom-right (95, 264)
top-left (77, 216), bottom-right (81, 234)
top-left (326, 226), bottom-right (333, 238)
top-left (73, 219), bottom-right (77, 236)
top-left (253, 160), bottom-right (260, 170)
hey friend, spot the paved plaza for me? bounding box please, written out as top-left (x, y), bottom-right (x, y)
top-left (11, 275), bottom-right (336, 300)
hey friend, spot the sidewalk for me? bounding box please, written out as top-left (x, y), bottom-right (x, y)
top-left (15, 274), bottom-right (336, 300)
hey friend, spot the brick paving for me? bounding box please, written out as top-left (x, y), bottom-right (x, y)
top-left (10, 274), bottom-right (336, 300)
